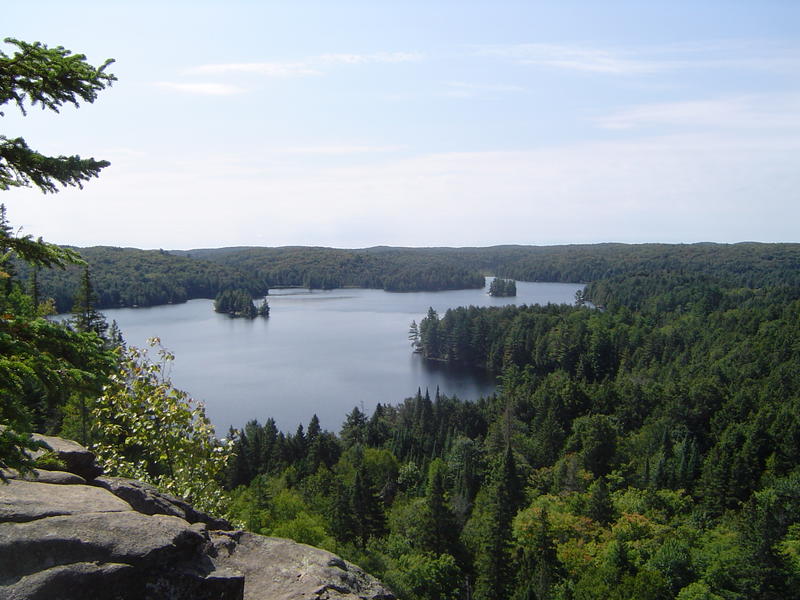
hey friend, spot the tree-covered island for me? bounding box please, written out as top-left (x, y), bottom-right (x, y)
top-left (488, 277), bottom-right (516, 297)
top-left (214, 289), bottom-right (269, 318)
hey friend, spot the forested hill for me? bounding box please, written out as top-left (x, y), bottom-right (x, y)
top-left (26, 242), bottom-right (800, 312)
top-left (178, 242), bottom-right (800, 288)
top-left (24, 246), bottom-right (266, 313)
top-left (171, 246), bottom-right (487, 292)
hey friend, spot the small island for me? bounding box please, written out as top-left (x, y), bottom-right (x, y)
top-left (488, 277), bottom-right (516, 297)
top-left (214, 289), bottom-right (269, 318)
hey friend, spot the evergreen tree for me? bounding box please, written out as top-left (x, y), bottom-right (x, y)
top-left (214, 288), bottom-right (258, 318)
top-left (421, 458), bottom-right (459, 556)
top-left (72, 265), bottom-right (107, 337)
top-left (409, 319), bottom-right (421, 351)
top-left (1, 38), bottom-right (115, 193)
top-left (341, 406), bottom-right (368, 448)
top-left (586, 476), bottom-right (615, 526)
top-left (350, 459), bottom-right (387, 546)
top-left (514, 509), bottom-right (562, 600)
top-left (474, 445), bottom-right (522, 600)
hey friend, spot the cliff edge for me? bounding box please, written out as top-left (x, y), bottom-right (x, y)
top-left (0, 434), bottom-right (395, 600)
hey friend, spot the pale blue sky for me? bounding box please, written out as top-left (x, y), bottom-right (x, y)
top-left (4, 1), bottom-right (799, 248)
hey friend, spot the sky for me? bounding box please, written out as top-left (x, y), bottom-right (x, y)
top-left (3, 1), bottom-right (800, 249)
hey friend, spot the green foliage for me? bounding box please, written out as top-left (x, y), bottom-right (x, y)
top-left (71, 265), bottom-right (107, 336)
top-left (214, 288), bottom-right (259, 318)
top-left (91, 339), bottom-right (233, 516)
top-left (220, 259), bottom-right (800, 598)
top-left (0, 37), bottom-right (114, 476)
top-left (0, 38), bottom-right (115, 193)
top-left (15, 246), bottom-right (268, 312)
top-left (384, 552), bottom-right (461, 600)
top-left (489, 277), bottom-right (516, 297)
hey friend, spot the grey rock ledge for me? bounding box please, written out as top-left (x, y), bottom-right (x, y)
top-left (0, 435), bottom-right (395, 600)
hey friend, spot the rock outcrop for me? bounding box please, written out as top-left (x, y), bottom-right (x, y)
top-left (0, 436), bottom-right (395, 600)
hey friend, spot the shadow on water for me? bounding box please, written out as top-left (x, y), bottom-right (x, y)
top-left (409, 353), bottom-right (498, 401)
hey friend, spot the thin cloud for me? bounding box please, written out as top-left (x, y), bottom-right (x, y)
top-left (478, 41), bottom-right (800, 75)
top-left (598, 94), bottom-right (800, 130)
top-left (479, 43), bottom-right (661, 75)
top-left (154, 82), bottom-right (245, 95)
top-left (318, 52), bottom-right (423, 64)
top-left (188, 51), bottom-right (422, 77)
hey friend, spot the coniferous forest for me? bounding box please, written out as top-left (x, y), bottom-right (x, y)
top-left (218, 264), bottom-right (800, 600)
top-left (19, 241), bottom-right (800, 313)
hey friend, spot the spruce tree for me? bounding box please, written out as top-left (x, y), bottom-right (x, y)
top-left (586, 476), bottom-right (615, 526)
top-left (474, 445), bottom-right (522, 600)
top-left (422, 458), bottom-right (459, 556)
top-left (1, 38), bottom-right (115, 193)
top-left (72, 265), bottom-right (107, 337)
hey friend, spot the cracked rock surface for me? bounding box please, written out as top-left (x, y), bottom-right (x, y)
top-left (0, 435), bottom-right (395, 600)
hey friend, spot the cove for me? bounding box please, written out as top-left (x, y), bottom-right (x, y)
top-left (100, 280), bottom-right (583, 433)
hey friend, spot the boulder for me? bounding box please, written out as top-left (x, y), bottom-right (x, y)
top-left (30, 434), bottom-right (103, 481)
top-left (213, 533), bottom-right (395, 600)
top-left (3, 562), bottom-right (135, 600)
top-left (93, 476), bottom-right (232, 530)
top-left (1, 469), bottom-right (86, 485)
top-left (0, 480), bottom-right (243, 600)
top-left (1, 435), bottom-right (395, 600)
top-left (0, 479), bottom-right (131, 523)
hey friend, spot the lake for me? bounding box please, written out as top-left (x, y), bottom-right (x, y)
top-left (100, 279), bottom-right (583, 434)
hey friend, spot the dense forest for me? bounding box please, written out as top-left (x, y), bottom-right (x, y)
top-left (16, 246), bottom-right (267, 312)
top-left (219, 267), bottom-right (800, 600)
top-left (24, 242), bottom-right (800, 313)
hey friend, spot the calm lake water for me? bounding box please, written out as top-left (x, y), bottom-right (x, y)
top-left (100, 280), bottom-right (583, 434)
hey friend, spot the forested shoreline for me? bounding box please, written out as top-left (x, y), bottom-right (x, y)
top-left (19, 241), bottom-right (800, 313)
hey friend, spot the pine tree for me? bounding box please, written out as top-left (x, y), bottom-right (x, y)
top-left (72, 265), bottom-right (107, 337)
top-left (474, 445), bottom-right (522, 600)
top-left (341, 406), bottom-right (368, 448)
top-left (514, 509), bottom-right (562, 600)
top-left (421, 458), bottom-right (459, 556)
top-left (586, 476), bottom-right (615, 526)
top-left (409, 319), bottom-right (421, 351)
top-left (0, 38), bottom-right (115, 477)
top-left (1, 38), bottom-right (116, 193)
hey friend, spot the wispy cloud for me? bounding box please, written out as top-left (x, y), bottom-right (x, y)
top-left (597, 94), bottom-right (800, 130)
top-left (154, 82), bottom-right (245, 95)
top-left (479, 43), bottom-right (661, 75)
top-left (318, 52), bottom-right (423, 65)
top-left (187, 51), bottom-right (423, 77)
top-left (478, 41), bottom-right (800, 75)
